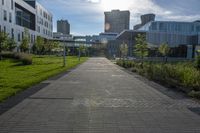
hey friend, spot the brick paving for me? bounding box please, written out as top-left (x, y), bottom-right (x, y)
top-left (0, 57), bottom-right (200, 133)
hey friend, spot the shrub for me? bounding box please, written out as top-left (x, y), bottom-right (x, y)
top-left (1, 52), bottom-right (32, 65)
top-left (116, 59), bottom-right (200, 93)
top-left (116, 60), bottom-right (123, 66)
top-left (13, 52), bottom-right (21, 59)
top-left (195, 54), bottom-right (200, 70)
top-left (19, 53), bottom-right (32, 65)
top-left (188, 91), bottom-right (200, 99)
top-left (1, 52), bottom-right (15, 58)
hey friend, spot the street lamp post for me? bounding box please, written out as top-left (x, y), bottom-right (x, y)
top-left (63, 41), bottom-right (66, 67)
top-left (79, 45), bottom-right (81, 61)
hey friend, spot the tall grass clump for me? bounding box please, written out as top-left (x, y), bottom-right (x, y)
top-left (1, 52), bottom-right (32, 65)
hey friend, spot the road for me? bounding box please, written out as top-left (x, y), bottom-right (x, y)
top-left (0, 58), bottom-right (200, 133)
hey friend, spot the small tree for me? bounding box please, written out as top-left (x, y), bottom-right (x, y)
top-left (195, 50), bottom-right (200, 70)
top-left (52, 41), bottom-right (61, 55)
top-left (35, 36), bottom-right (44, 55)
top-left (65, 47), bottom-right (71, 56)
top-left (134, 34), bottom-right (148, 67)
top-left (7, 38), bottom-right (16, 51)
top-left (120, 43), bottom-right (128, 61)
top-left (0, 32), bottom-right (8, 60)
top-left (77, 45), bottom-right (86, 61)
top-left (20, 38), bottom-right (29, 52)
top-left (43, 40), bottom-right (53, 54)
top-left (159, 43), bottom-right (170, 63)
top-left (20, 28), bottom-right (29, 53)
top-left (32, 43), bottom-right (37, 54)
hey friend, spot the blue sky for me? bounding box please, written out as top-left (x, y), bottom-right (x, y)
top-left (38, 0), bottom-right (200, 36)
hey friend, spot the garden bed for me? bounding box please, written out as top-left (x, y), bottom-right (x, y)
top-left (116, 60), bottom-right (200, 99)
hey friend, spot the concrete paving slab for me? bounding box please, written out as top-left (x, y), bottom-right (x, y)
top-left (0, 57), bottom-right (200, 133)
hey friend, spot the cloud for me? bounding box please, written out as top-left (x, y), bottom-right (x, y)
top-left (86, 0), bottom-right (100, 3)
top-left (38, 0), bottom-right (200, 35)
top-left (123, 0), bottom-right (200, 27)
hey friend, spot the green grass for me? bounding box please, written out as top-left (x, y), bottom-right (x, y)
top-left (0, 55), bottom-right (88, 102)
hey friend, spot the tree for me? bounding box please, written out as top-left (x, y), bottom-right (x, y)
top-left (120, 43), bottom-right (128, 61)
top-left (51, 41), bottom-right (62, 54)
top-left (35, 36), bottom-right (44, 54)
top-left (134, 34), bottom-right (148, 66)
top-left (32, 43), bottom-right (37, 54)
top-left (66, 47), bottom-right (71, 56)
top-left (20, 28), bottom-right (29, 53)
top-left (195, 50), bottom-right (200, 70)
top-left (0, 32), bottom-right (8, 60)
top-left (20, 38), bottom-right (29, 52)
top-left (159, 43), bottom-right (170, 63)
top-left (43, 40), bottom-right (53, 54)
top-left (77, 45), bottom-right (86, 61)
top-left (7, 38), bottom-right (16, 51)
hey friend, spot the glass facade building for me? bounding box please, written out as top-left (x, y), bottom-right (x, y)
top-left (144, 21), bottom-right (200, 47)
top-left (117, 14), bottom-right (200, 58)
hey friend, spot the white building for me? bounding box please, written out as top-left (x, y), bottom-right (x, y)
top-left (0, 0), bottom-right (53, 50)
top-left (53, 32), bottom-right (73, 41)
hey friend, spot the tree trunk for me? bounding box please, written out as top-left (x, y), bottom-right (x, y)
top-left (165, 56), bottom-right (168, 64)
top-left (141, 56), bottom-right (144, 68)
top-left (79, 49), bottom-right (81, 61)
top-left (0, 44), bottom-right (2, 60)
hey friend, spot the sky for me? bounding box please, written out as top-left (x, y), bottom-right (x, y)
top-left (38, 0), bottom-right (200, 36)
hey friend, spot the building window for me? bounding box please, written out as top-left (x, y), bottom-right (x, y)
top-left (151, 22), bottom-right (157, 30)
top-left (159, 23), bottom-right (166, 31)
top-left (4, 10), bottom-right (7, 21)
top-left (15, 3), bottom-right (36, 31)
top-left (18, 33), bottom-right (20, 41)
top-left (40, 9), bottom-right (42, 16)
top-left (22, 32), bottom-right (24, 39)
top-left (11, 28), bottom-right (14, 39)
top-left (9, 13), bottom-right (12, 23)
top-left (37, 26), bottom-right (40, 33)
top-left (4, 26), bottom-right (6, 33)
top-left (31, 34), bottom-right (33, 43)
top-left (2, 0), bottom-right (4, 5)
top-left (197, 26), bottom-right (200, 32)
top-left (11, 0), bottom-right (14, 10)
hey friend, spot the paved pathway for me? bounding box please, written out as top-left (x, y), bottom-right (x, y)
top-left (0, 58), bottom-right (200, 133)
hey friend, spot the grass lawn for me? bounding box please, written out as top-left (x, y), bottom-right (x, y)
top-left (0, 56), bottom-right (88, 102)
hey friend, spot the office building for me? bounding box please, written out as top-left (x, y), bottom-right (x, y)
top-left (57, 20), bottom-right (70, 35)
top-left (53, 32), bottom-right (73, 41)
top-left (0, 0), bottom-right (53, 49)
top-left (117, 14), bottom-right (200, 58)
top-left (146, 21), bottom-right (200, 58)
top-left (134, 14), bottom-right (155, 30)
top-left (104, 10), bottom-right (130, 33)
